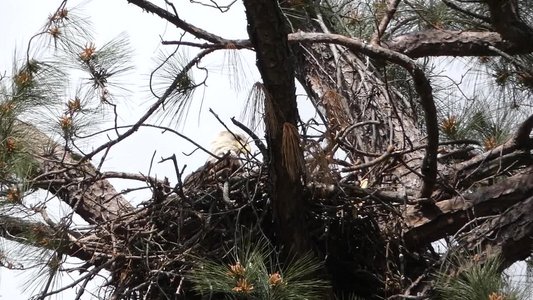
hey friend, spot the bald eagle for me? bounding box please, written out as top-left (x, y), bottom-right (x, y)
top-left (183, 131), bottom-right (250, 189)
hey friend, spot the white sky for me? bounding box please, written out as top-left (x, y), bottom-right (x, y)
top-left (0, 0), bottom-right (261, 298)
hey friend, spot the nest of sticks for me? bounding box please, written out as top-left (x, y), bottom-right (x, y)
top-left (99, 156), bottom-right (413, 299)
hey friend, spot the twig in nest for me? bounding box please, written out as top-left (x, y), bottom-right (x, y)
top-left (159, 154), bottom-right (187, 199)
top-left (222, 181), bottom-right (235, 206)
top-left (341, 145), bottom-right (395, 172)
top-left (231, 117), bottom-right (268, 161)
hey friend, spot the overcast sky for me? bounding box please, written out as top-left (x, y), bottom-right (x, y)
top-left (0, 0), bottom-right (261, 298)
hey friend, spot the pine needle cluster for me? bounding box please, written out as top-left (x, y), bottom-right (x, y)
top-left (434, 254), bottom-right (529, 300)
top-left (188, 233), bottom-right (329, 299)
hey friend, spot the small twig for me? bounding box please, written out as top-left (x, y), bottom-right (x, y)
top-left (208, 108), bottom-right (231, 131)
top-left (487, 45), bottom-right (532, 73)
top-left (147, 150), bottom-right (157, 177)
top-left (78, 123), bottom-right (222, 160)
top-left (452, 215), bottom-right (497, 242)
top-left (341, 145), bottom-right (395, 172)
top-left (189, 0), bottom-right (237, 12)
top-left (161, 40), bottom-right (252, 49)
top-left (402, 272), bottom-right (428, 298)
top-left (34, 260), bottom-right (114, 299)
top-left (128, 0), bottom-right (227, 43)
top-left (336, 120), bottom-right (382, 141)
top-left (159, 154), bottom-right (187, 199)
top-left (73, 273), bottom-right (92, 300)
top-left (82, 49), bottom-right (215, 162)
top-left (222, 181), bottom-right (235, 206)
top-left (231, 117), bottom-right (268, 161)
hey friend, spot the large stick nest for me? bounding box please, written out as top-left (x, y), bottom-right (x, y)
top-left (96, 155), bottom-right (427, 299)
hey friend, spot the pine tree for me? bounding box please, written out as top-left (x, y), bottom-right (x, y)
top-left (1, 0), bottom-right (533, 299)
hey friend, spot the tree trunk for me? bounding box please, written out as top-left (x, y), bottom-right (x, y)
top-left (242, 0), bottom-right (310, 255)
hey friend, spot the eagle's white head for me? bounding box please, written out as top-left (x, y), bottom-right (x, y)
top-left (209, 131), bottom-right (250, 161)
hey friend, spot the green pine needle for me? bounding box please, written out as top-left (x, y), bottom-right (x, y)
top-left (435, 254), bottom-right (527, 300)
top-left (188, 231), bottom-right (330, 299)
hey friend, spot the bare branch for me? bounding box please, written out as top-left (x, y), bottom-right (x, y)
top-left (384, 30), bottom-right (533, 58)
top-left (0, 215), bottom-right (94, 262)
top-left (17, 121), bottom-right (134, 223)
top-left (82, 49), bottom-right (215, 162)
top-left (405, 167), bottom-right (533, 248)
top-left (126, 0), bottom-right (226, 43)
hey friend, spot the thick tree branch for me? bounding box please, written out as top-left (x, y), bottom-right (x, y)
top-left (161, 30), bottom-right (533, 60)
top-left (162, 30), bottom-right (533, 60)
top-left (485, 0), bottom-right (533, 42)
top-left (404, 167), bottom-right (533, 248)
top-left (450, 114), bottom-right (533, 187)
top-left (384, 30), bottom-right (533, 58)
top-left (514, 113), bottom-right (533, 148)
top-left (462, 195), bottom-right (533, 268)
top-left (17, 121), bottom-right (134, 224)
top-left (0, 215), bottom-right (94, 262)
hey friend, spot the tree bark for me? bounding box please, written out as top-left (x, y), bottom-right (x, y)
top-left (404, 166), bottom-right (533, 248)
top-left (242, 0), bottom-right (310, 254)
top-left (19, 121), bottom-right (134, 224)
